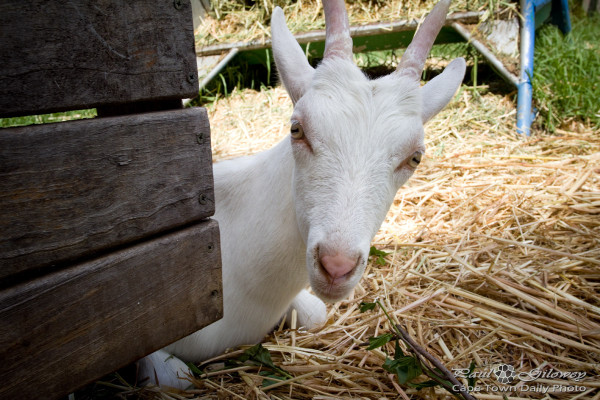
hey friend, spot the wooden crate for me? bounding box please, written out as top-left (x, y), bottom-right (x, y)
top-left (0, 1), bottom-right (223, 398)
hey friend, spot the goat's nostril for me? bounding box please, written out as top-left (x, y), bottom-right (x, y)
top-left (319, 253), bottom-right (357, 281)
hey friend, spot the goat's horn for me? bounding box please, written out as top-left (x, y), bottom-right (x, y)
top-left (323, 0), bottom-right (353, 61)
top-left (396, 0), bottom-right (450, 79)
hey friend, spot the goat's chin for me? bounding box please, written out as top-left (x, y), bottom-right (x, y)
top-left (308, 274), bottom-right (357, 303)
top-left (311, 286), bottom-right (351, 303)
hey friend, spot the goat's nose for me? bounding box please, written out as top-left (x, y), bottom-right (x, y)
top-left (319, 253), bottom-right (357, 281)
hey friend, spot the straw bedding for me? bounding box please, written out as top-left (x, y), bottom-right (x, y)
top-left (126, 83), bottom-right (599, 400)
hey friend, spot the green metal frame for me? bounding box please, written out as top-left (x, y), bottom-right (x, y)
top-left (238, 26), bottom-right (464, 66)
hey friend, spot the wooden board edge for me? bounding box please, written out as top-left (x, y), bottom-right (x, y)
top-left (0, 219), bottom-right (222, 399)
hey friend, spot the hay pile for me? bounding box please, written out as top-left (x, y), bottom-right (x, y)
top-left (196, 0), bottom-right (517, 47)
top-left (126, 84), bottom-right (599, 400)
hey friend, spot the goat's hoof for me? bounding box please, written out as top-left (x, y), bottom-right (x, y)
top-left (137, 349), bottom-right (193, 390)
top-left (288, 289), bottom-right (328, 329)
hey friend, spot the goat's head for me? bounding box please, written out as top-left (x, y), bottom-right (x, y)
top-left (272, 0), bottom-right (465, 302)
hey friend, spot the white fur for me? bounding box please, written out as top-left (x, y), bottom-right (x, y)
top-left (286, 289), bottom-right (329, 328)
top-left (137, 349), bottom-right (192, 389)
top-left (138, 1), bottom-right (465, 390)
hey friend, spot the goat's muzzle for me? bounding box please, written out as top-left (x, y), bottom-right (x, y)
top-left (318, 251), bottom-right (359, 284)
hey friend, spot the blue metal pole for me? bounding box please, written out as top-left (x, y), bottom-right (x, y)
top-left (553, 0), bottom-right (572, 34)
top-left (517, 0), bottom-right (536, 136)
top-left (517, 0), bottom-right (570, 136)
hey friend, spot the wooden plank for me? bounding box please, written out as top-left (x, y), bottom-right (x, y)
top-left (0, 219), bottom-right (223, 400)
top-left (0, 107), bottom-right (214, 280)
top-left (582, 0), bottom-right (600, 14)
top-left (0, 0), bottom-right (198, 118)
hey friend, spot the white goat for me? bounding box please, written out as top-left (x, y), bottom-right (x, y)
top-left (139, 0), bottom-right (465, 389)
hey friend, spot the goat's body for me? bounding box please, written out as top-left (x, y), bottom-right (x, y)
top-left (139, 0), bottom-right (465, 388)
top-left (165, 140), bottom-right (310, 362)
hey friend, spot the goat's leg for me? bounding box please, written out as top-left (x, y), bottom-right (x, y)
top-left (137, 349), bottom-right (192, 390)
top-left (285, 288), bottom-right (328, 329)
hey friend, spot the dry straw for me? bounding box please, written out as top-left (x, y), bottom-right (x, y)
top-left (126, 83), bottom-right (599, 399)
top-left (195, 0), bottom-right (517, 48)
top-left (123, 1), bottom-right (599, 399)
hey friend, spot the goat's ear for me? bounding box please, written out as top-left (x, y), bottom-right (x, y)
top-left (271, 7), bottom-right (314, 103)
top-left (420, 57), bottom-right (466, 124)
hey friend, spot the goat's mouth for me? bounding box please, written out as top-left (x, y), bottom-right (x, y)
top-left (311, 280), bottom-right (352, 303)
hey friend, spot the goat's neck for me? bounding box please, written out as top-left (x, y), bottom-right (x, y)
top-left (213, 139), bottom-right (308, 301)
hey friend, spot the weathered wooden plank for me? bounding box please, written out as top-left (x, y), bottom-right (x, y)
top-left (0, 219), bottom-right (222, 400)
top-left (0, 0), bottom-right (198, 117)
top-left (582, 0), bottom-right (600, 14)
top-left (0, 107), bottom-right (214, 280)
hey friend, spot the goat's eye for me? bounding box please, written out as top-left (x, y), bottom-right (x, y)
top-left (290, 121), bottom-right (304, 140)
top-left (407, 151), bottom-right (422, 169)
